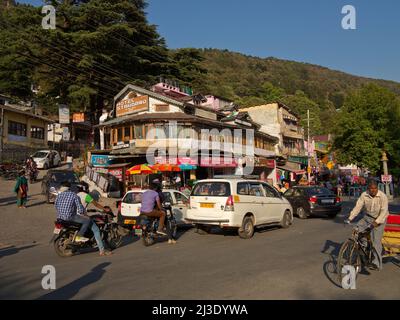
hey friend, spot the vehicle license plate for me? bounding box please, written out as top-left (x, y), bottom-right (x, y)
top-left (135, 229), bottom-right (142, 236)
top-left (124, 219), bottom-right (136, 225)
top-left (200, 203), bottom-right (214, 208)
top-left (322, 199), bottom-right (334, 204)
top-left (53, 228), bottom-right (61, 234)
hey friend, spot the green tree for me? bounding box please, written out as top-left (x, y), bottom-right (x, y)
top-left (332, 84), bottom-right (400, 174)
top-left (0, 0), bottom-right (176, 118)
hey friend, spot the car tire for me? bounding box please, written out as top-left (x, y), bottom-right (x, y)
top-left (297, 207), bottom-right (308, 219)
top-left (280, 210), bottom-right (292, 228)
top-left (238, 216), bottom-right (255, 239)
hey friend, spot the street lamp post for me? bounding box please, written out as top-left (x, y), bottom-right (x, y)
top-left (381, 151), bottom-right (392, 199)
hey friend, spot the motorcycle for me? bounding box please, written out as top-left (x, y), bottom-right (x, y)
top-left (27, 168), bottom-right (38, 184)
top-left (51, 207), bottom-right (123, 257)
top-left (136, 202), bottom-right (177, 247)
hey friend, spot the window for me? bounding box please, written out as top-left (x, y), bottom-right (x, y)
top-left (135, 124), bottom-right (143, 139)
top-left (262, 183), bottom-right (280, 198)
top-left (294, 189), bottom-right (303, 197)
top-left (144, 124), bottom-right (155, 138)
top-left (283, 189), bottom-right (294, 197)
top-left (249, 183), bottom-right (264, 197)
top-left (8, 121), bottom-right (27, 136)
top-left (162, 192), bottom-right (173, 204)
top-left (155, 104), bottom-right (170, 112)
top-left (192, 182), bottom-right (231, 197)
top-left (237, 182), bottom-right (249, 195)
top-left (117, 127), bottom-right (123, 141)
top-left (123, 192), bottom-right (142, 204)
top-left (307, 187), bottom-right (333, 196)
top-left (30, 126), bottom-right (45, 140)
top-left (174, 192), bottom-right (187, 204)
top-left (124, 127), bottom-right (130, 140)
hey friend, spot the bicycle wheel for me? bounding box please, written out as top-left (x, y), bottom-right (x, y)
top-left (337, 239), bottom-right (361, 283)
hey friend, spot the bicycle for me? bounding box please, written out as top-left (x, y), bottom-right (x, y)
top-left (337, 222), bottom-right (379, 283)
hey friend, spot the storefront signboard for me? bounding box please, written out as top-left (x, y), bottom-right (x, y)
top-left (116, 95), bottom-right (148, 117)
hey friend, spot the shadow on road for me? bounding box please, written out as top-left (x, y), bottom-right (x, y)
top-left (27, 201), bottom-right (47, 208)
top-left (321, 240), bottom-right (343, 288)
top-left (38, 262), bottom-right (111, 300)
top-left (0, 244), bottom-right (38, 259)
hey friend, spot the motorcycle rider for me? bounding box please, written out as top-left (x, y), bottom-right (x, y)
top-left (77, 187), bottom-right (110, 212)
top-left (140, 181), bottom-right (167, 236)
top-left (25, 157), bottom-right (38, 181)
top-left (152, 179), bottom-right (176, 244)
top-left (55, 181), bottom-right (111, 256)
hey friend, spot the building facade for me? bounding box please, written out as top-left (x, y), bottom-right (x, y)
top-left (95, 83), bottom-right (280, 192)
top-left (0, 104), bottom-right (53, 161)
top-left (240, 102), bottom-right (307, 180)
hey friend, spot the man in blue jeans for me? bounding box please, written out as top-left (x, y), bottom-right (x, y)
top-left (55, 181), bottom-right (111, 256)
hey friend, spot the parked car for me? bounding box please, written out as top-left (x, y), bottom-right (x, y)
top-left (42, 170), bottom-right (88, 203)
top-left (185, 178), bottom-right (293, 239)
top-left (32, 150), bottom-right (61, 169)
top-left (116, 189), bottom-right (190, 228)
top-left (283, 186), bottom-right (341, 219)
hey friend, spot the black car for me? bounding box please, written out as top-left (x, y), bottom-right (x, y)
top-left (41, 170), bottom-right (88, 203)
top-left (283, 186), bottom-right (341, 219)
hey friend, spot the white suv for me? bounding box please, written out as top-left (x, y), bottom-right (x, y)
top-left (186, 178), bottom-right (293, 239)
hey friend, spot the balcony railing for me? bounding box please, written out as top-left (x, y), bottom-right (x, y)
top-left (282, 147), bottom-right (306, 157)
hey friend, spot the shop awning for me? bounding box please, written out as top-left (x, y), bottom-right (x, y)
top-left (277, 161), bottom-right (306, 174)
top-left (277, 167), bottom-right (306, 174)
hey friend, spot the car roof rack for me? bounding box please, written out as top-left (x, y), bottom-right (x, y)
top-left (212, 175), bottom-right (260, 180)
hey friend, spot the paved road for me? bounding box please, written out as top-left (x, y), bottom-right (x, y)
top-left (0, 171), bottom-right (399, 299)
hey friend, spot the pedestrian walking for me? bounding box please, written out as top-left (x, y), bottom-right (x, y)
top-left (66, 153), bottom-right (73, 170)
top-left (14, 170), bottom-right (28, 208)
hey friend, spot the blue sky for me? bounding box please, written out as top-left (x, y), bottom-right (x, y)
top-left (18, 0), bottom-right (400, 82)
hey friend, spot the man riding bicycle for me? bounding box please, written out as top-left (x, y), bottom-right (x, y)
top-left (345, 179), bottom-right (389, 270)
top-left (140, 182), bottom-right (167, 236)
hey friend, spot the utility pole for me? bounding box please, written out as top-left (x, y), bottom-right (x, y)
top-left (307, 109), bottom-right (311, 184)
top-left (0, 107), bottom-right (4, 163)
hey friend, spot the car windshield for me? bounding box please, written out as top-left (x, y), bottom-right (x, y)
top-left (192, 182), bottom-right (231, 197)
top-left (307, 187), bottom-right (334, 196)
top-left (51, 172), bottom-right (79, 183)
top-left (123, 192), bottom-right (143, 204)
top-left (32, 151), bottom-right (48, 158)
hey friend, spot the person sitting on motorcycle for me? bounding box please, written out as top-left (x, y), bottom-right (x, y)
top-left (140, 182), bottom-right (167, 236)
top-left (56, 181), bottom-right (111, 256)
top-left (77, 187), bottom-right (110, 213)
top-left (152, 179), bottom-right (175, 244)
top-left (25, 157), bottom-right (38, 179)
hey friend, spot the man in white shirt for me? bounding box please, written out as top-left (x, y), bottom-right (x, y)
top-left (346, 180), bottom-right (389, 270)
